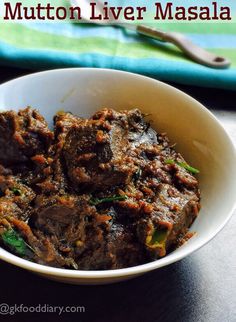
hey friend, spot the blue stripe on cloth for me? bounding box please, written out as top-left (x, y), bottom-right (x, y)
top-left (0, 40), bottom-right (235, 90)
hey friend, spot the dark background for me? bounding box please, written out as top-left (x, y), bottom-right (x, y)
top-left (0, 67), bottom-right (235, 322)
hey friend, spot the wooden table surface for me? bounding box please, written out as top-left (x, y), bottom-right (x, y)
top-left (0, 67), bottom-right (235, 322)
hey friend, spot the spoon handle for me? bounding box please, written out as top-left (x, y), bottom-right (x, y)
top-left (135, 25), bottom-right (231, 69)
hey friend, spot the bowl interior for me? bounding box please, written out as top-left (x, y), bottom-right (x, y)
top-left (0, 68), bottom-right (235, 278)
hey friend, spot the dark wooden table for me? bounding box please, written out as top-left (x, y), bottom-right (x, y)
top-left (0, 67), bottom-right (235, 322)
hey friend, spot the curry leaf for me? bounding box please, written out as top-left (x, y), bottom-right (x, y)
top-left (90, 195), bottom-right (128, 206)
top-left (2, 229), bottom-right (27, 255)
top-left (11, 187), bottom-right (22, 196)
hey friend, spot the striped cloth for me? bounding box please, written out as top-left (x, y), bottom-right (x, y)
top-left (0, 21), bottom-right (236, 90)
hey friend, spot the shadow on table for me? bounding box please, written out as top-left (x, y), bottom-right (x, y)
top-left (0, 256), bottom-right (206, 322)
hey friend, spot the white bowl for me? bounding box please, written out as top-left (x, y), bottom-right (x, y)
top-left (0, 68), bottom-right (235, 285)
